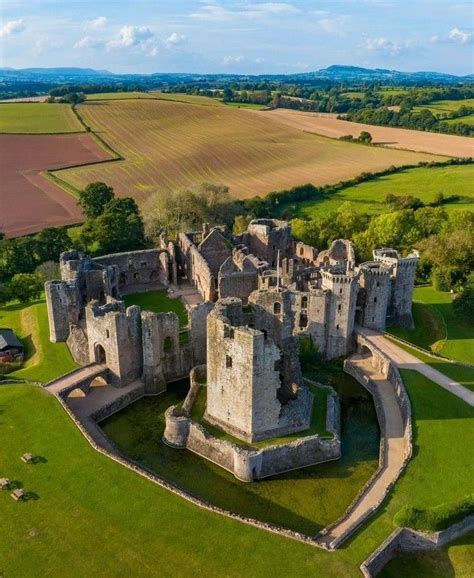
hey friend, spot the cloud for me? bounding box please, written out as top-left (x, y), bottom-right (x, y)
top-left (85, 16), bottom-right (107, 30)
top-left (222, 54), bottom-right (244, 65)
top-left (361, 36), bottom-right (413, 56)
top-left (317, 15), bottom-right (350, 35)
top-left (191, 2), bottom-right (299, 21)
top-left (74, 36), bottom-right (104, 50)
top-left (448, 27), bottom-right (472, 44)
top-left (107, 25), bottom-right (157, 54)
top-left (0, 18), bottom-right (25, 38)
top-left (165, 32), bottom-right (187, 48)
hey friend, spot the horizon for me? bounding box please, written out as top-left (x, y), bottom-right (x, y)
top-left (1, 1), bottom-right (473, 76)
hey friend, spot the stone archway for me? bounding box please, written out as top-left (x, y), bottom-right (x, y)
top-left (95, 344), bottom-right (106, 364)
top-left (67, 388), bottom-right (87, 398)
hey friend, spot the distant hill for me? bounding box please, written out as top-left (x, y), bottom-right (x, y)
top-left (0, 65), bottom-right (472, 85)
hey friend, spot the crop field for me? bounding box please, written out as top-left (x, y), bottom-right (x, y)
top-left (85, 92), bottom-right (153, 100)
top-left (446, 113), bottom-right (474, 126)
top-left (55, 99), bottom-right (439, 202)
top-left (0, 133), bottom-right (110, 237)
top-left (413, 98), bottom-right (474, 115)
top-left (262, 109), bottom-right (473, 157)
top-left (292, 164), bottom-right (474, 218)
top-left (0, 102), bottom-right (84, 133)
top-left (151, 92), bottom-right (224, 106)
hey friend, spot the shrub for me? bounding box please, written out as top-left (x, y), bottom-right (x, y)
top-left (393, 494), bottom-right (474, 531)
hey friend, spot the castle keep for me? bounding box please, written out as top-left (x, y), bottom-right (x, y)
top-left (46, 218), bottom-right (418, 480)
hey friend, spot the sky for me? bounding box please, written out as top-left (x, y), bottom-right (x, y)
top-left (0, 1), bottom-right (473, 75)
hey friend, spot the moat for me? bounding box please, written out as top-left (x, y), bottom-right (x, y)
top-left (101, 371), bottom-right (379, 535)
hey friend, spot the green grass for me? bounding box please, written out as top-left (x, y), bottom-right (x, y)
top-left (224, 101), bottom-right (269, 110)
top-left (123, 290), bottom-right (188, 327)
top-left (388, 286), bottom-right (474, 365)
top-left (393, 495), bottom-right (474, 531)
top-left (188, 383), bottom-right (331, 449)
top-left (1, 366), bottom-right (473, 576)
top-left (102, 374), bottom-right (379, 535)
top-left (445, 113), bottom-right (474, 126)
top-left (413, 98), bottom-right (474, 115)
top-left (380, 532), bottom-right (474, 578)
top-left (291, 164), bottom-right (474, 218)
top-left (0, 298), bottom-right (79, 383)
top-left (0, 103), bottom-right (84, 133)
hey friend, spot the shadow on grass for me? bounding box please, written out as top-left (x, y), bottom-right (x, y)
top-left (24, 491), bottom-right (40, 502)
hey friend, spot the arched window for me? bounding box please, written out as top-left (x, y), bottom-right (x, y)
top-left (226, 355), bottom-right (233, 368)
top-left (301, 296), bottom-right (308, 308)
top-left (274, 302), bottom-right (281, 315)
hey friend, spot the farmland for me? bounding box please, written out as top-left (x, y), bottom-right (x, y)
top-left (262, 108), bottom-right (474, 157)
top-left (413, 98), bottom-right (474, 115)
top-left (291, 164), bottom-right (474, 218)
top-left (0, 102), bottom-right (84, 133)
top-left (0, 133), bottom-right (111, 237)
top-left (55, 99), bottom-right (440, 203)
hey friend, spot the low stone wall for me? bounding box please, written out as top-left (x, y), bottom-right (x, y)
top-left (360, 514), bottom-right (474, 577)
top-left (91, 384), bottom-right (145, 423)
top-left (163, 369), bottom-right (341, 482)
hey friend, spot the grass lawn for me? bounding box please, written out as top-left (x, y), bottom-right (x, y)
top-left (380, 532), bottom-right (474, 578)
top-left (0, 298), bottom-right (79, 383)
top-left (0, 103), bottom-right (84, 133)
top-left (290, 164), bottom-right (474, 219)
top-left (123, 290), bottom-right (188, 326)
top-left (188, 383), bottom-right (331, 449)
top-left (102, 374), bottom-right (380, 535)
top-left (388, 286), bottom-right (474, 365)
top-left (1, 366), bottom-right (473, 575)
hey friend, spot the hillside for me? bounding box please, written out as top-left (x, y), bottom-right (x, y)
top-left (55, 98), bottom-right (441, 202)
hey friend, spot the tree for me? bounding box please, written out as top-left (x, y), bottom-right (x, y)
top-left (9, 273), bottom-right (43, 303)
top-left (453, 288), bottom-right (474, 320)
top-left (36, 227), bottom-right (71, 262)
top-left (78, 182), bottom-right (115, 219)
top-left (358, 131), bottom-right (373, 144)
top-left (222, 87), bottom-right (234, 102)
top-left (2, 237), bottom-right (39, 278)
top-left (0, 283), bottom-right (10, 304)
top-left (93, 197), bottom-right (146, 254)
top-left (35, 261), bottom-right (60, 282)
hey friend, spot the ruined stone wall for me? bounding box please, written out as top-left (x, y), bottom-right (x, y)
top-left (95, 248), bottom-right (169, 295)
top-left (45, 280), bottom-right (74, 342)
top-left (179, 233), bottom-right (216, 301)
top-left (85, 301), bottom-right (143, 387)
top-left (241, 219), bottom-right (294, 266)
top-left (198, 229), bottom-right (232, 278)
top-left (295, 242), bottom-right (318, 266)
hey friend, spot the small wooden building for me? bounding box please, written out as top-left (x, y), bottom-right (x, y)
top-left (0, 329), bottom-right (24, 362)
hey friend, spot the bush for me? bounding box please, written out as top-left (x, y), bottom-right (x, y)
top-left (393, 495), bottom-right (474, 531)
top-left (432, 267), bottom-right (466, 292)
top-left (453, 287), bottom-right (474, 320)
top-left (8, 273), bottom-right (43, 303)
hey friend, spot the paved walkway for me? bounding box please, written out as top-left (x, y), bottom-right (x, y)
top-left (358, 328), bottom-right (474, 407)
top-left (45, 364), bottom-right (108, 396)
top-left (318, 354), bottom-right (406, 549)
top-left (168, 282), bottom-right (203, 308)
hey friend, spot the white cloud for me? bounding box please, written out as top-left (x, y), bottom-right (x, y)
top-left (165, 32), bottom-right (187, 48)
top-left (191, 2), bottom-right (299, 21)
top-left (107, 25), bottom-right (157, 54)
top-left (85, 16), bottom-right (107, 30)
top-left (223, 54), bottom-right (244, 65)
top-left (74, 36), bottom-right (104, 50)
top-left (0, 18), bottom-right (25, 38)
top-left (361, 36), bottom-right (413, 56)
top-left (448, 27), bottom-right (472, 44)
top-left (318, 15), bottom-right (350, 35)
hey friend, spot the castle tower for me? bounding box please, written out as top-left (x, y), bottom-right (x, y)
top-left (321, 269), bottom-right (359, 359)
top-left (374, 248), bottom-right (419, 328)
top-left (45, 281), bottom-right (73, 343)
top-left (357, 262), bottom-right (391, 331)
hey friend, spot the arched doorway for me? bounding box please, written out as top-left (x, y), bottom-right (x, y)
top-left (67, 388), bottom-right (86, 398)
top-left (95, 344), bottom-right (106, 364)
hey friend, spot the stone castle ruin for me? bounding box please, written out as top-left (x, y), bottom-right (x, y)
top-left (46, 218), bottom-right (418, 480)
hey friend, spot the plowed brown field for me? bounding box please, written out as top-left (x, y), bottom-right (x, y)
top-left (58, 99), bottom-right (442, 202)
top-left (259, 109), bottom-right (474, 158)
top-left (0, 134), bottom-right (110, 237)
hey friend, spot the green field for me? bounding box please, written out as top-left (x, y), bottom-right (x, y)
top-left (0, 298), bottom-right (79, 383)
top-left (292, 164), bottom-right (474, 218)
top-left (389, 286), bottom-right (474, 365)
top-left (381, 532), bottom-right (474, 578)
top-left (123, 290), bottom-right (188, 326)
top-left (414, 98), bottom-right (474, 116)
top-left (446, 113), bottom-right (474, 126)
top-left (1, 368), bottom-right (473, 576)
top-left (0, 102), bottom-right (84, 133)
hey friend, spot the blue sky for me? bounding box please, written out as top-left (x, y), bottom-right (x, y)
top-left (1, 1), bottom-right (473, 74)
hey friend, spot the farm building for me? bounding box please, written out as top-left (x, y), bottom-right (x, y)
top-left (0, 329), bottom-right (24, 362)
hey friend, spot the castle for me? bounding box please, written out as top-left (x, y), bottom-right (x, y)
top-left (46, 218), bottom-right (418, 480)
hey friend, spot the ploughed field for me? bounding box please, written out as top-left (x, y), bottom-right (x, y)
top-left (0, 134), bottom-right (110, 237)
top-left (261, 109), bottom-right (474, 158)
top-left (56, 99), bottom-right (441, 202)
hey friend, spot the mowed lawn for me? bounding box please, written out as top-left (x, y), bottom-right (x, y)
top-left (0, 298), bottom-right (78, 383)
top-left (293, 164), bottom-right (474, 218)
top-left (389, 286), bottom-right (474, 365)
top-left (55, 98), bottom-right (438, 202)
top-left (0, 103), bottom-right (84, 133)
top-left (123, 290), bottom-right (188, 326)
top-left (1, 370), bottom-right (473, 576)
